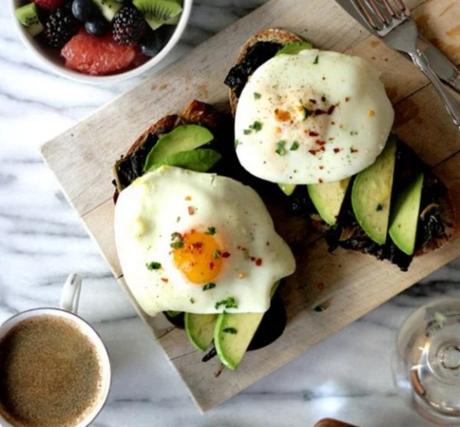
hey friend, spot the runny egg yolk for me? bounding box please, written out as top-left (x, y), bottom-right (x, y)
top-left (172, 231), bottom-right (223, 285)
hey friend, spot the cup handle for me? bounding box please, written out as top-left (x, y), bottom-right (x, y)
top-left (60, 273), bottom-right (82, 314)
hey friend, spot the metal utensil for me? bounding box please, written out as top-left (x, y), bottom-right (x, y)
top-left (351, 0), bottom-right (460, 130)
top-left (335, 0), bottom-right (460, 93)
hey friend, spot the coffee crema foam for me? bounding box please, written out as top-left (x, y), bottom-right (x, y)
top-left (0, 315), bottom-right (104, 427)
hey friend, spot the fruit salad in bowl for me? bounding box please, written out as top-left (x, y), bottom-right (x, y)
top-left (11, 0), bottom-right (192, 83)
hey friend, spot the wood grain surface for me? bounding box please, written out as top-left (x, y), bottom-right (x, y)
top-left (41, 0), bottom-right (460, 412)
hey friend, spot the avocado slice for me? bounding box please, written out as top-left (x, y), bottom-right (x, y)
top-left (160, 148), bottom-right (221, 172)
top-left (143, 125), bottom-right (214, 172)
top-left (15, 3), bottom-right (43, 37)
top-left (214, 312), bottom-right (264, 370)
top-left (185, 313), bottom-right (217, 352)
top-left (351, 138), bottom-right (397, 245)
top-left (278, 183), bottom-right (296, 196)
top-left (307, 178), bottom-right (350, 225)
top-left (389, 173), bottom-right (424, 255)
top-left (275, 41), bottom-right (313, 56)
top-left (214, 284), bottom-right (279, 370)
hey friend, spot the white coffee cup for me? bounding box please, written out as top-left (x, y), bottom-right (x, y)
top-left (0, 274), bottom-right (111, 427)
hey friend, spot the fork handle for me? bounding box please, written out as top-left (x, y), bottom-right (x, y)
top-left (409, 49), bottom-right (460, 131)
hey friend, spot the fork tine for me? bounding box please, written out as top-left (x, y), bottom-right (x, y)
top-left (380, 0), bottom-right (409, 18)
top-left (367, 0), bottom-right (391, 25)
top-left (352, 0), bottom-right (384, 30)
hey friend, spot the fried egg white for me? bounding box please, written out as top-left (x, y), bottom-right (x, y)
top-left (114, 166), bottom-right (296, 316)
top-left (235, 49), bottom-right (394, 184)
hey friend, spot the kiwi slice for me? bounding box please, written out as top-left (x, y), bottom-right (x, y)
top-left (15, 3), bottom-right (43, 37)
top-left (92, 0), bottom-right (122, 22)
top-left (133, 0), bottom-right (182, 30)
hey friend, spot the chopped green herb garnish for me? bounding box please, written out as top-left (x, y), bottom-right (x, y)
top-left (275, 140), bottom-right (287, 156)
top-left (213, 250), bottom-right (221, 259)
top-left (243, 121), bottom-right (263, 135)
top-left (250, 121), bottom-right (262, 131)
top-left (146, 261), bottom-right (162, 270)
top-left (215, 297), bottom-right (238, 310)
top-left (313, 55), bottom-right (319, 64)
top-left (203, 283), bottom-right (216, 291)
top-left (350, 130), bottom-right (359, 136)
top-left (303, 107), bottom-right (312, 120)
top-left (223, 327), bottom-right (238, 334)
top-left (190, 297), bottom-right (195, 304)
top-left (234, 139), bottom-right (241, 147)
top-left (176, 216), bottom-right (181, 223)
top-left (376, 203), bottom-right (384, 211)
top-left (254, 92), bottom-right (261, 99)
top-left (290, 141), bottom-right (299, 151)
top-left (170, 232), bottom-right (184, 249)
top-left (205, 226), bottom-right (216, 235)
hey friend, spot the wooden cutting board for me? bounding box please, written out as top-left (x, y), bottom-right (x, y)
top-left (41, 0), bottom-right (460, 412)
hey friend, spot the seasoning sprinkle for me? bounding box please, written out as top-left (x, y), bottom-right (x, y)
top-left (223, 327), bottom-right (237, 334)
top-left (313, 55), bottom-right (319, 64)
top-left (205, 226), bottom-right (216, 235)
top-left (290, 141), bottom-right (299, 151)
top-left (275, 140), bottom-right (287, 156)
top-left (254, 92), bottom-right (261, 99)
top-left (146, 261), bottom-right (162, 270)
top-left (203, 283), bottom-right (216, 291)
top-left (215, 297), bottom-right (238, 310)
top-left (213, 250), bottom-right (221, 259)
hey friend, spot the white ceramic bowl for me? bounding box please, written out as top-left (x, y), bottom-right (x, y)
top-left (9, 0), bottom-right (192, 84)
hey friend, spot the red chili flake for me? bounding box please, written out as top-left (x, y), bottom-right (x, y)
top-left (327, 105), bottom-right (336, 115)
top-left (188, 206), bottom-right (196, 215)
top-left (309, 98), bottom-right (317, 104)
top-left (333, 148), bottom-right (341, 153)
top-left (315, 140), bottom-right (326, 146)
top-left (250, 256), bottom-right (256, 261)
top-left (255, 258), bottom-right (262, 266)
top-left (161, 278), bottom-right (169, 283)
top-left (314, 109), bottom-right (326, 115)
top-left (321, 96), bottom-right (326, 102)
top-left (309, 149), bottom-right (317, 155)
top-left (221, 251), bottom-right (231, 258)
top-left (185, 195), bottom-right (192, 201)
top-left (345, 97), bottom-right (350, 102)
top-left (308, 131), bottom-right (319, 137)
top-left (192, 242), bottom-right (203, 249)
top-left (209, 262), bottom-right (215, 270)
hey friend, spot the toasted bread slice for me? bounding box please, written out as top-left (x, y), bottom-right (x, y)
top-left (226, 28), bottom-right (303, 114)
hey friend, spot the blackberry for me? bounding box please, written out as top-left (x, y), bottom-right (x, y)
top-left (112, 5), bottom-right (146, 45)
top-left (44, 8), bottom-right (79, 48)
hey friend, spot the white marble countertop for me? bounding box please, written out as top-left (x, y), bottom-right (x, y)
top-left (1, 1), bottom-right (459, 426)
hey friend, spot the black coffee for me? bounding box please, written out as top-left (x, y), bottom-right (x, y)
top-left (0, 315), bottom-right (103, 427)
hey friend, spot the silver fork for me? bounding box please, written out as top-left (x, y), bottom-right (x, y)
top-left (352, 0), bottom-right (460, 130)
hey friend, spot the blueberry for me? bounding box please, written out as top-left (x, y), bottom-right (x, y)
top-left (72, 0), bottom-right (100, 22)
top-left (85, 19), bottom-right (108, 36)
top-left (139, 28), bottom-right (171, 57)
